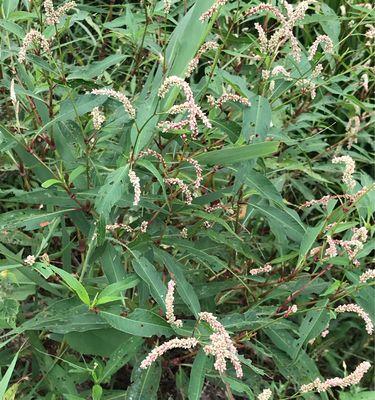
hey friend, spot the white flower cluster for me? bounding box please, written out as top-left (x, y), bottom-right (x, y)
top-left (346, 116), bottom-right (360, 149)
top-left (359, 269), bottom-right (375, 283)
top-left (258, 388), bottom-right (272, 400)
top-left (18, 30), bottom-right (50, 64)
top-left (24, 255), bottom-right (36, 266)
top-left (200, 0), bottom-right (229, 22)
top-left (165, 280), bottom-right (183, 328)
top-left (158, 76), bottom-right (211, 139)
top-left (308, 35), bottom-right (334, 60)
top-left (246, 2), bottom-right (315, 62)
top-left (165, 177), bottom-right (193, 205)
top-left (332, 155), bottom-right (356, 190)
top-left (44, 0), bottom-right (76, 25)
top-left (208, 93), bottom-right (251, 108)
top-left (140, 338), bottom-right (199, 369)
top-left (250, 264), bottom-right (272, 275)
top-left (335, 303), bottom-right (373, 335)
top-left (300, 361), bottom-right (371, 393)
top-left (91, 88), bottom-right (136, 118)
top-left (91, 107), bottom-right (105, 130)
top-left (199, 312), bottom-right (243, 378)
top-left (185, 41), bottom-right (218, 78)
top-left (128, 169), bottom-right (141, 206)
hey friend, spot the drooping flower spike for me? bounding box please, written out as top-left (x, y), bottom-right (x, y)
top-left (200, 0), bottom-right (229, 22)
top-left (18, 30), bottom-right (50, 64)
top-left (140, 338), bottom-right (199, 369)
top-left (335, 303), bottom-right (373, 335)
top-left (91, 88), bottom-right (136, 119)
top-left (185, 41), bottom-right (219, 78)
top-left (300, 361), bottom-right (371, 393)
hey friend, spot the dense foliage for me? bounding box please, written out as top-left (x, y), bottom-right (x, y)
top-left (0, 0), bottom-right (374, 399)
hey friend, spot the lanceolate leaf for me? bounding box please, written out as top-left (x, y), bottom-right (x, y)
top-left (188, 349), bottom-right (207, 400)
top-left (132, 254), bottom-right (167, 310)
top-left (50, 266), bottom-right (90, 306)
top-left (195, 142), bottom-right (279, 165)
top-left (100, 309), bottom-right (174, 337)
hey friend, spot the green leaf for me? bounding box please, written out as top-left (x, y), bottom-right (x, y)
top-left (4, 383), bottom-right (19, 400)
top-left (320, 4), bottom-right (340, 45)
top-left (0, 209), bottom-right (76, 231)
top-left (297, 222), bottom-right (324, 268)
top-left (0, 351), bottom-right (19, 399)
top-left (96, 275), bottom-right (140, 305)
top-left (293, 299), bottom-right (330, 359)
top-left (195, 142), bottom-right (279, 165)
top-left (125, 362), bottom-right (161, 400)
top-left (132, 255), bottom-right (166, 310)
top-left (2, 0), bottom-right (19, 19)
top-left (244, 171), bottom-right (283, 204)
top-left (95, 165), bottom-right (129, 219)
top-left (100, 336), bottom-right (144, 383)
top-left (68, 165), bottom-right (86, 184)
top-left (340, 393), bottom-right (375, 400)
top-left (242, 96), bottom-right (271, 142)
top-left (67, 54), bottom-right (126, 80)
top-left (251, 203), bottom-right (305, 242)
top-left (188, 349), bottom-right (207, 400)
top-left (100, 309), bottom-right (174, 337)
top-left (41, 178), bottom-right (62, 188)
top-left (50, 266), bottom-right (90, 306)
top-left (92, 385), bottom-right (103, 400)
top-left (100, 244), bottom-right (128, 284)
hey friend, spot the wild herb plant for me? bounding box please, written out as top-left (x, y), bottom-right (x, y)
top-left (0, 0), bottom-right (374, 399)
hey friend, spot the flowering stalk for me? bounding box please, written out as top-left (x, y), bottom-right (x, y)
top-left (258, 389), bottom-right (272, 400)
top-left (163, 0), bottom-right (171, 14)
top-left (91, 107), bottom-right (105, 130)
top-left (185, 41), bottom-right (218, 78)
top-left (44, 0), bottom-right (76, 25)
top-left (199, 312), bottom-right (243, 378)
top-left (359, 269), bottom-right (375, 283)
top-left (308, 35), bottom-right (334, 60)
top-left (24, 255), bottom-right (36, 266)
top-left (185, 158), bottom-right (203, 190)
top-left (165, 178), bottom-right (193, 205)
top-left (209, 93), bottom-right (251, 108)
top-left (138, 148), bottom-right (167, 169)
top-left (128, 170), bottom-right (141, 206)
top-left (18, 30), bottom-right (50, 64)
top-left (332, 155), bottom-right (356, 190)
top-left (140, 338), bottom-right (199, 369)
top-left (200, 0), bottom-right (229, 22)
top-left (158, 76), bottom-right (211, 139)
top-left (335, 303), bottom-right (373, 335)
top-left (250, 264), bottom-right (272, 275)
top-left (300, 361), bottom-right (371, 393)
top-left (91, 88), bottom-right (136, 119)
top-left (165, 280), bottom-right (183, 328)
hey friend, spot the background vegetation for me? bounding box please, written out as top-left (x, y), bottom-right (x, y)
top-left (0, 0), bottom-right (374, 399)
